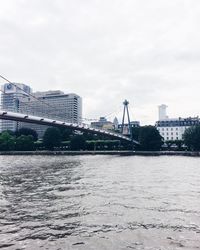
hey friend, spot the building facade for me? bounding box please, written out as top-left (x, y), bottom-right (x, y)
top-left (0, 83), bottom-right (31, 132)
top-left (91, 117), bottom-right (113, 130)
top-left (156, 104), bottom-right (200, 141)
top-left (18, 90), bottom-right (82, 137)
top-left (156, 117), bottom-right (200, 141)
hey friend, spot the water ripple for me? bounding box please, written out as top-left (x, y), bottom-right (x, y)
top-left (0, 155), bottom-right (200, 249)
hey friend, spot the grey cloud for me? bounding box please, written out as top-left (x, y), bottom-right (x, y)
top-left (0, 0), bottom-right (200, 124)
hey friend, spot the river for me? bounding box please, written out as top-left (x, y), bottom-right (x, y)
top-left (0, 155), bottom-right (200, 249)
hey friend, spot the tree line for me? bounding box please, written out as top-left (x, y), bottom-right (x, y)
top-left (0, 125), bottom-right (200, 151)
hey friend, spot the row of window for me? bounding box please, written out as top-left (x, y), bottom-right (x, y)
top-left (165, 137), bottom-right (179, 140)
top-left (161, 132), bottom-right (179, 136)
top-left (157, 120), bottom-right (200, 126)
top-left (158, 127), bottom-right (179, 131)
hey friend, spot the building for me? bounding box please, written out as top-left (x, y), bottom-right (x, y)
top-left (156, 117), bottom-right (200, 141)
top-left (18, 90), bottom-right (82, 137)
top-left (158, 104), bottom-right (168, 120)
top-left (113, 117), bottom-right (119, 130)
top-left (0, 83), bottom-right (31, 132)
top-left (156, 104), bottom-right (200, 141)
top-left (91, 117), bottom-right (113, 130)
top-left (118, 121), bottom-right (140, 130)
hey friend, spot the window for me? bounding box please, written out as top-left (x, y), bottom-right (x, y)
top-left (167, 137), bottom-right (169, 140)
top-left (176, 137), bottom-right (178, 140)
top-left (171, 128), bottom-right (173, 131)
top-left (171, 137), bottom-right (173, 140)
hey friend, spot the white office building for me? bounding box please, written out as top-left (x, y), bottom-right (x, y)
top-left (156, 105), bottom-right (200, 141)
top-left (18, 90), bottom-right (82, 137)
top-left (0, 83), bottom-right (31, 132)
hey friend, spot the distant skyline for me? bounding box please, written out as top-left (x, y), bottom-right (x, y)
top-left (0, 0), bottom-right (200, 125)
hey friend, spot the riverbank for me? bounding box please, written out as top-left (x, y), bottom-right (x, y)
top-left (0, 150), bottom-right (200, 156)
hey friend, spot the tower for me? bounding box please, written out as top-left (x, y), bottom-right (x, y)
top-left (0, 83), bottom-right (31, 132)
top-left (113, 117), bottom-right (119, 130)
top-left (158, 104), bottom-right (168, 120)
top-left (121, 99), bottom-right (132, 139)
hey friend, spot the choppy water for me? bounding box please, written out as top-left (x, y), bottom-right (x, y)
top-left (0, 155), bottom-right (200, 250)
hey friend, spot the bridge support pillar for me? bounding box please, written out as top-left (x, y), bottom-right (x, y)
top-left (121, 99), bottom-right (133, 141)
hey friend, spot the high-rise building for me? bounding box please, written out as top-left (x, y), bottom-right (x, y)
top-left (0, 83), bottom-right (31, 132)
top-left (158, 104), bottom-right (168, 120)
top-left (18, 90), bottom-right (82, 137)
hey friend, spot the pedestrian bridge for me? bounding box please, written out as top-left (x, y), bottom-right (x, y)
top-left (0, 110), bottom-right (139, 144)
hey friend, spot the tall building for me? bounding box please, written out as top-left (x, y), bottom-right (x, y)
top-left (0, 83), bottom-right (31, 132)
top-left (18, 90), bottom-right (82, 137)
top-left (158, 104), bottom-right (168, 120)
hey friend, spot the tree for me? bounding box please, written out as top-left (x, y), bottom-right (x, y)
top-left (16, 128), bottom-right (38, 141)
top-left (0, 132), bottom-right (15, 151)
top-left (43, 127), bottom-right (61, 150)
top-left (83, 132), bottom-right (96, 140)
top-left (15, 135), bottom-right (35, 151)
top-left (165, 140), bottom-right (174, 150)
top-left (174, 140), bottom-right (184, 151)
top-left (183, 126), bottom-right (200, 151)
top-left (131, 127), bottom-right (140, 141)
top-left (58, 127), bottom-right (73, 141)
top-left (138, 126), bottom-right (163, 151)
top-left (2, 130), bottom-right (15, 136)
top-left (70, 135), bottom-right (86, 150)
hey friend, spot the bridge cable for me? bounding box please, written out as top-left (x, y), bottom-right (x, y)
top-left (0, 75), bottom-right (101, 122)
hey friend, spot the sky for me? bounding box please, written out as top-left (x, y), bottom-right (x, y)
top-left (0, 0), bottom-right (200, 125)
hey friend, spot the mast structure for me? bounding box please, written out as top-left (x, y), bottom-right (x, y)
top-left (121, 99), bottom-right (133, 140)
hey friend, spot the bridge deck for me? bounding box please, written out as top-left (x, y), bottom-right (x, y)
top-left (0, 110), bottom-right (139, 144)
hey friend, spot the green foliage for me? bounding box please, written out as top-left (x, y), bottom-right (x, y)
top-left (2, 130), bottom-right (15, 136)
top-left (43, 127), bottom-right (61, 150)
top-left (138, 126), bottom-right (163, 151)
top-left (131, 127), bottom-right (140, 141)
top-left (86, 140), bottom-right (120, 150)
top-left (15, 135), bottom-right (35, 151)
top-left (16, 128), bottom-right (38, 141)
top-left (183, 126), bottom-right (200, 151)
top-left (165, 140), bottom-right (174, 150)
top-left (58, 127), bottom-right (74, 141)
top-left (83, 132), bottom-right (96, 140)
top-left (164, 140), bottom-right (184, 151)
top-left (174, 140), bottom-right (184, 151)
top-left (0, 132), bottom-right (15, 151)
top-left (70, 135), bottom-right (86, 150)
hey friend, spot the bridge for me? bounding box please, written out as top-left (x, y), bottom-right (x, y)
top-left (0, 110), bottom-right (139, 144)
top-left (0, 75), bottom-right (140, 145)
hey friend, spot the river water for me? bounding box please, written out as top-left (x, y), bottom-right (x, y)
top-left (0, 155), bottom-right (200, 250)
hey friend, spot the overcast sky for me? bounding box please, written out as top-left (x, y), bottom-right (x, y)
top-left (0, 0), bottom-right (200, 124)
